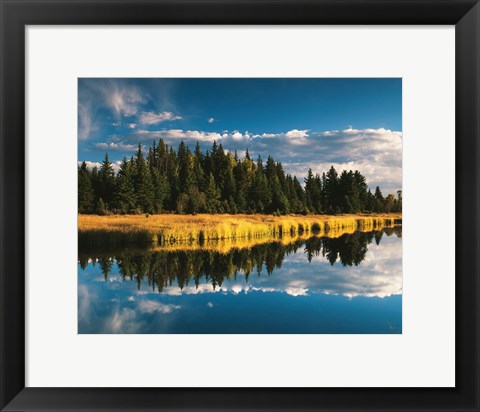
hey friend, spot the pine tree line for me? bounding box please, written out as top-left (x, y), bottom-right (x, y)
top-left (78, 140), bottom-right (402, 215)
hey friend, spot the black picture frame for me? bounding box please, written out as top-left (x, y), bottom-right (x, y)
top-left (1, 1), bottom-right (479, 411)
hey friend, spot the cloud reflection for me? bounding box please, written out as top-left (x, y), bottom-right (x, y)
top-left (78, 229), bottom-right (402, 334)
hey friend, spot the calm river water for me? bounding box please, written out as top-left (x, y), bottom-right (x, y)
top-left (78, 227), bottom-right (402, 334)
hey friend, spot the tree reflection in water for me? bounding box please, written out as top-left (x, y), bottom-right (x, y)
top-left (78, 227), bottom-right (401, 293)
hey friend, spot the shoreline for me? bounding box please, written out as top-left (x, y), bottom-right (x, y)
top-left (78, 213), bottom-right (402, 249)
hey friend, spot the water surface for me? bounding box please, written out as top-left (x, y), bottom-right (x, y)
top-left (78, 227), bottom-right (402, 333)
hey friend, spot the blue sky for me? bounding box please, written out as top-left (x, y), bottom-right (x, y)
top-left (78, 78), bottom-right (402, 194)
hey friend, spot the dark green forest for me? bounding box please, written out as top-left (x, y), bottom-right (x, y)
top-left (78, 140), bottom-right (402, 215)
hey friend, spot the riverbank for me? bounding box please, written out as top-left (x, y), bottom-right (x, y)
top-left (78, 213), bottom-right (402, 249)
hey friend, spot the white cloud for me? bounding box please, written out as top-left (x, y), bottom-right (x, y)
top-left (285, 287), bottom-right (309, 297)
top-left (135, 129), bottom-right (223, 143)
top-left (138, 111), bottom-right (182, 125)
top-left (78, 284), bottom-right (93, 322)
top-left (128, 123), bottom-right (136, 129)
top-left (107, 307), bottom-right (141, 333)
top-left (108, 85), bottom-right (145, 118)
top-left (78, 103), bottom-right (94, 140)
top-left (137, 299), bottom-right (181, 314)
top-left (78, 160), bottom-right (101, 170)
top-left (254, 129), bottom-right (309, 144)
top-left (78, 160), bottom-right (121, 174)
top-left (231, 131), bottom-right (244, 141)
top-left (285, 129), bottom-right (309, 141)
top-left (207, 117), bottom-right (215, 123)
top-left (284, 280), bottom-right (310, 296)
top-left (231, 285), bottom-right (243, 295)
top-left (93, 142), bottom-right (137, 152)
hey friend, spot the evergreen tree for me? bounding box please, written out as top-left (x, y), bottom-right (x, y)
top-left (176, 185), bottom-right (205, 214)
top-left (177, 140), bottom-right (193, 194)
top-left (395, 190), bottom-right (403, 212)
top-left (96, 197), bottom-right (107, 215)
top-left (292, 176), bottom-right (307, 213)
top-left (99, 152), bottom-right (115, 209)
top-left (233, 159), bottom-right (249, 213)
top-left (270, 175), bottom-right (290, 214)
top-left (324, 166), bottom-right (339, 213)
top-left (212, 142), bottom-right (228, 194)
top-left (134, 144), bottom-right (154, 213)
top-left (151, 168), bottom-right (169, 213)
top-left (165, 146), bottom-right (179, 210)
top-left (204, 173), bottom-right (222, 213)
top-left (78, 161), bottom-right (94, 213)
top-left (374, 186), bottom-right (384, 212)
top-left (223, 153), bottom-right (237, 202)
top-left (354, 170), bottom-right (368, 210)
top-left (88, 166), bottom-right (101, 208)
top-left (384, 194), bottom-right (395, 213)
top-left (366, 189), bottom-right (376, 212)
top-left (193, 142), bottom-right (206, 191)
top-left (304, 169), bottom-right (322, 213)
top-left (115, 158), bottom-right (136, 213)
top-left (339, 170), bottom-right (360, 213)
top-left (249, 156), bottom-right (271, 212)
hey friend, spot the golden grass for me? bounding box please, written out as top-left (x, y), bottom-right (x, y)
top-left (78, 213), bottom-right (401, 250)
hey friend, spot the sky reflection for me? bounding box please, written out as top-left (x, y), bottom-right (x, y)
top-left (78, 229), bottom-right (402, 334)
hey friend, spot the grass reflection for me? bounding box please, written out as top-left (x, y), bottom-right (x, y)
top-left (79, 227), bottom-right (401, 293)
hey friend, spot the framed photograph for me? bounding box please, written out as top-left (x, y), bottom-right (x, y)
top-left (77, 77), bottom-right (403, 335)
top-left (1, 1), bottom-right (478, 411)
